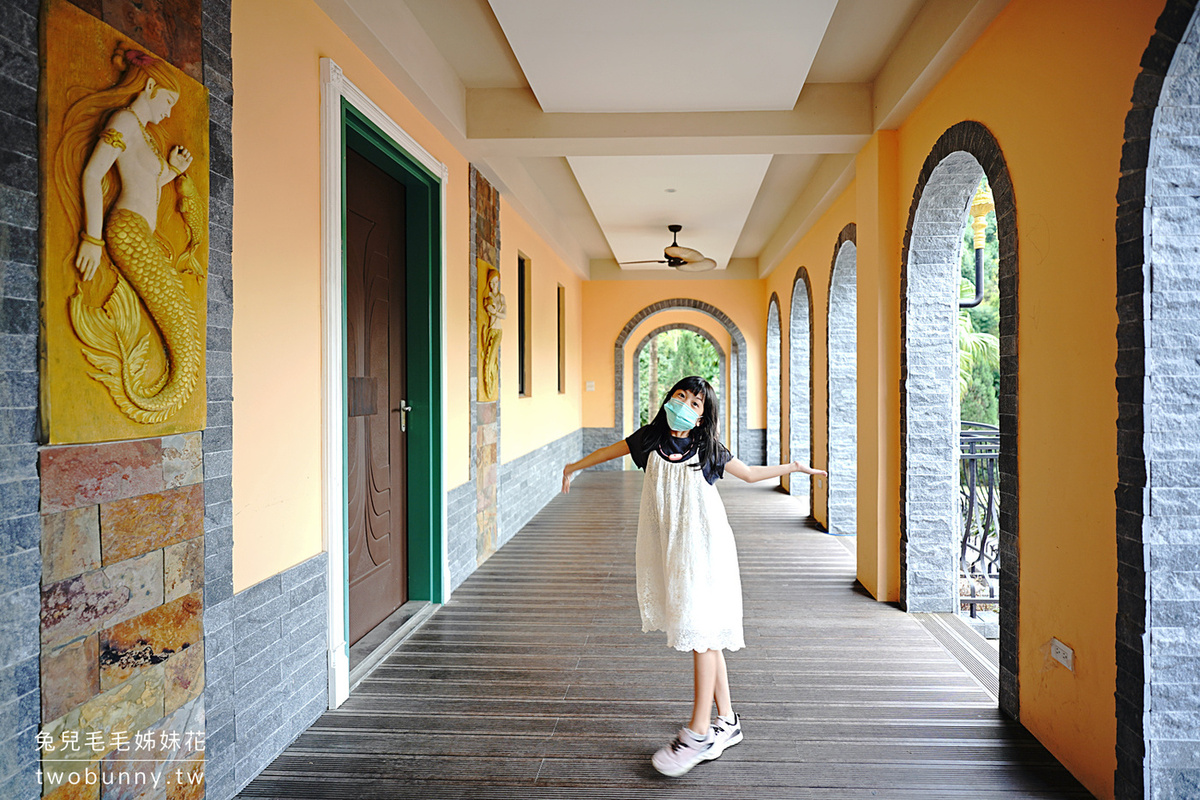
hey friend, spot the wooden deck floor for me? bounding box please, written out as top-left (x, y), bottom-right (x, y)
top-left (238, 472), bottom-right (1092, 799)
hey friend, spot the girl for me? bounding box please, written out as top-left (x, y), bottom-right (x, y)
top-left (561, 375), bottom-right (826, 777)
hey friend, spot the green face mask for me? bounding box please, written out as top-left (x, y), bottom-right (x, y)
top-left (664, 397), bottom-right (700, 432)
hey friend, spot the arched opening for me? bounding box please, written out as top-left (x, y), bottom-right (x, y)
top-left (766, 294), bottom-right (782, 470)
top-left (827, 230), bottom-right (857, 535)
top-left (632, 324), bottom-right (727, 441)
top-left (789, 267), bottom-right (813, 509)
top-left (900, 121), bottom-right (1018, 718)
top-left (1115, 3), bottom-right (1200, 795)
top-left (613, 299), bottom-right (750, 460)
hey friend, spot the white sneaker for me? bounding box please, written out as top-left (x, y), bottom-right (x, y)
top-left (651, 727), bottom-right (715, 777)
top-left (704, 713), bottom-right (743, 760)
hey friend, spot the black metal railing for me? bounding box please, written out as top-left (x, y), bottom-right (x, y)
top-left (960, 421), bottom-right (1000, 618)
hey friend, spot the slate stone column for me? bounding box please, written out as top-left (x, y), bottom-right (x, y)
top-left (470, 167), bottom-right (500, 565)
top-left (0, 2), bottom-right (43, 796)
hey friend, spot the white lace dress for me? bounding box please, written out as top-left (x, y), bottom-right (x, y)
top-left (635, 451), bottom-right (745, 652)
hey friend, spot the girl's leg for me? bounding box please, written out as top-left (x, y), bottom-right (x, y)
top-left (714, 649), bottom-right (734, 719)
top-left (689, 649), bottom-right (719, 734)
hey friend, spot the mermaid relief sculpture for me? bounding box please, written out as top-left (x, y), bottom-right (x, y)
top-left (54, 46), bottom-right (205, 425)
top-left (480, 266), bottom-right (505, 402)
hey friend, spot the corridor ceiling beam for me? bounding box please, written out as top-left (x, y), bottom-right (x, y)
top-left (465, 84), bottom-right (873, 157)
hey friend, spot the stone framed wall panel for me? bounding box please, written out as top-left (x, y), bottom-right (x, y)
top-left (827, 226), bottom-right (858, 535)
top-left (899, 121), bottom-right (1019, 721)
top-left (1115, 2), bottom-right (1200, 797)
top-left (789, 267), bottom-right (814, 508)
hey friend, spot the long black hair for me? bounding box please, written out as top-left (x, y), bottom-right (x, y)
top-left (648, 375), bottom-right (728, 479)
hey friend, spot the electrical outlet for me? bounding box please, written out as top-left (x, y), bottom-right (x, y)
top-left (816, 478), bottom-right (823, 489)
top-left (1050, 638), bottom-right (1074, 671)
top-left (586, 381), bottom-right (595, 391)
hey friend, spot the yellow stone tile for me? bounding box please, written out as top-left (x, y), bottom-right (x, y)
top-left (40, 664), bottom-right (166, 792)
top-left (40, 761), bottom-right (98, 799)
top-left (164, 641), bottom-right (205, 714)
top-left (41, 507), bottom-right (101, 584)
top-left (164, 537), bottom-right (204, 602)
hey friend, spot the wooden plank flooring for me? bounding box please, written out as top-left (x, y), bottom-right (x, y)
top-left (238, 473), bottom-right (1092, 799)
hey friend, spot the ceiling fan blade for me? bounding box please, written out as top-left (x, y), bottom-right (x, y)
top-left (676, 257), bottom-right (717, 272)
top-left (664, 245), bottom-right (705, 262)
top-left (619, 259), bottom-right (668, 264)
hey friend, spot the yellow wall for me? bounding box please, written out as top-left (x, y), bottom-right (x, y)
top-left (229, 0), bottom-right (563, 590)
top-left (499, 199), bottom-right (584, 461)
top-left (764, 183), bottom-right (857, 530)
top-left (767, 1), bottom-right (1160, 795)
top-left (581, 279), bottom-right (767, 439)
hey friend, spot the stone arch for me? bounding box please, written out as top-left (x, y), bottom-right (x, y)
top-left (1115, 4), bottom-right (1200, 796)
top-left (790, 267), bottom-right (814, 507)
top-left (900, 121), bottom-right (1018, 719)
top-left (631, 322), bottom-right (728, 440)
top-left (613, 299), bottom-right (750, 460)
top-left (827, 225), bottom-right (857, 534)
top-left (766, 293), bottom-right (782, 469)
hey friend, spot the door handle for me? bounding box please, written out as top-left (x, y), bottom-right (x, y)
top-left (393, 401), bottom-right (413, 432)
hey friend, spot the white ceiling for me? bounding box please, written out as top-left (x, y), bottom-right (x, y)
top-left (568, 154), bottom-right (773, 270)
top-left (487, 0), bottom-right (839, 114)
top-left (321, 0), bottom-right (1008, 277)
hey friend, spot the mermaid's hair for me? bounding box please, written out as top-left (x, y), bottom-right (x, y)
top-left (647, 375), bottom-right (728, 479)
top-left (53, 45), bottom-right (182, 269)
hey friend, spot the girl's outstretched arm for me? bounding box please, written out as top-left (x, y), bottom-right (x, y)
top-left (723, 458), bottom-right (827, 484)
top-left (561, 440), bottom-right (631, 494)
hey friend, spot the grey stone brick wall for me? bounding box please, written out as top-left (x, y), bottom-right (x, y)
top-left (200, 0), bottom-right (239, 796)
top-left (207, 555), bottom-right (328, 799)
top-left (827, 234), bottom-right (858, 535)
top-left (899, 121), bottom-right (1019, 721)
top-left (447, 479), bottom-right (477, 591)
top-left (766, 296), bottom-right (781, 470)
top-left (740, 429), bottom-right (766, 467)
top-left (583, 426), bottom-right (623, 471)
top-left (789, 268), bottom-right (813, 500)
top-left (1116, 3), bottom-right (1200, 797)
top-left (0, 2), bottom-right (41, 797)
top-left (499, 429), bottom-right (583, 545)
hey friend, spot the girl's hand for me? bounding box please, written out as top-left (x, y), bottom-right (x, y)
top-left (76, 242), bottom-right (102, 281)
top-left (791, 460), bottom-right (827, 477)
top-left (561, 467), bottom-right (573, 494)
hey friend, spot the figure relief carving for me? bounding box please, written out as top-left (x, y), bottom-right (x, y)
top-left (43, 0), bottom-right (209, 445)
top-left (478, 261), bottom-right (505, 402)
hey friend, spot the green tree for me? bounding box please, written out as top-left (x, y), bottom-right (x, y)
top-left (958, 178), bottom-right (1000, 425)
top-left (638, 329), bottom-right (719, 425)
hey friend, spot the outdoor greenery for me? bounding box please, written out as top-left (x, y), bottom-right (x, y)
top-left (637, 329), bottom-right (720, 426)
top-left (958, 180), bottom-right (1000, 426)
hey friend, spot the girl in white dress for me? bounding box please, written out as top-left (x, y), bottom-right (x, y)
top-left (561, 376), bottom-right (826, 777)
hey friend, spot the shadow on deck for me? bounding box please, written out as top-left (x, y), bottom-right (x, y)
top-left (238, 472), bottom-right (1092, 799)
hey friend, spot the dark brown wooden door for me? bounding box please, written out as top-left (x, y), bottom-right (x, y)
top-left (346, 148), bottom-right (408, 645)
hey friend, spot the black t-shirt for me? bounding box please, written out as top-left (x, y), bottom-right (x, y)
top-left (625, 424), bottom-right (732, 485)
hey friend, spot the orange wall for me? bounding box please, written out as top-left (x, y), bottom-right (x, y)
top-left (499, 199), bottom-right (584, 460)
top-left (764, 184), bottom-right (857, 530)
top-left (765, 1), bottom-right (1160, 795)
top-left (581, 279), bottom-right (767, 445)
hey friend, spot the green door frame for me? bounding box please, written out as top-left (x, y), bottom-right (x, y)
top-left (342, 102), bottom-right (444, 605)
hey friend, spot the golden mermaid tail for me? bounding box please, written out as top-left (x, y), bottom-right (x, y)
top-left (175, 174), bottom-right (206, 277)
top-left (69, 208), bottom-right (202, 424)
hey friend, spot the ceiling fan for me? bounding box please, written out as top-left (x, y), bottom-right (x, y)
top-left (620, 224), bottom-right (717, 272)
